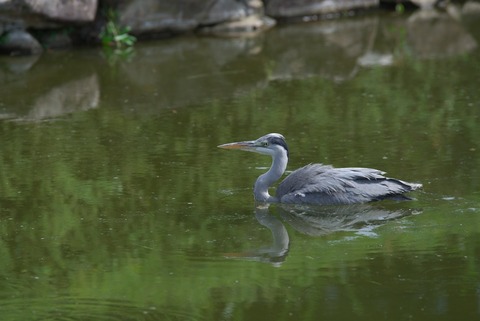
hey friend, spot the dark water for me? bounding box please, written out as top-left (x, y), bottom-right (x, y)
top-left (1, 10), bottom-right (480, 321)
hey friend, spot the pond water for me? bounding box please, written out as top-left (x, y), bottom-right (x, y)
top-left (1, 10), bottom-right (480, 321)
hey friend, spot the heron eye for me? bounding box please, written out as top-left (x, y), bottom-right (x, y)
top-left (262, 142), bottom-right (269, 147)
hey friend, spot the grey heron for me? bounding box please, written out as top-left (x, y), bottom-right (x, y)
top-left (218, 133), bottom-right (422, 205)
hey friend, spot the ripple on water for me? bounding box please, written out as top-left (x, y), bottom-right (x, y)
top-left (0, 297), bottom-right (203, 321)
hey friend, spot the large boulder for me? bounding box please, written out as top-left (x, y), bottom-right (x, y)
top-left (265, 0), bottom-right (379, 19)
top-left (0, 0), bottom-right (98, 54)
top-left (23, 0), bottom-right (98, 22)
top-left (199, 14), bottom-right (275, 36)
top-left (0, 29), bottom-right (43, 55)
top-left (116, 0), bottom-right (207, 35)
top-left (0, 0), bottom-right (98, 29)
top-left (116, 0), bottom-right (271, 36)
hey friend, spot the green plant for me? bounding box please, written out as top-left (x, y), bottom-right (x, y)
top-left (99, 8), bottom-right (136, 49)
top-left (395, 3), bottom-right (405, 13)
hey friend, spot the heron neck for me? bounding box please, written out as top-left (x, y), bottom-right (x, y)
top-left (254, 151), bottom-right (288, 202)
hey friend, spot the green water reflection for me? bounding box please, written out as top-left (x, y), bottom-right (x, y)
top-left (1, 11), bottom-right (480, 321)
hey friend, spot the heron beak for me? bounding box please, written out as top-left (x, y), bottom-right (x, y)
top-left (217, 141), bottom-right (256, 151)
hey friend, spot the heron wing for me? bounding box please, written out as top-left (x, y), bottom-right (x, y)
top-left (276, 164), bottom-right (422, 205)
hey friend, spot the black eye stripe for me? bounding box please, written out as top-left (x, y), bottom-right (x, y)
top-left (268, 136), bottom-right (289, 157)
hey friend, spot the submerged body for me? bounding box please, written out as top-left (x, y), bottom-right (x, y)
top-left (218, 133), bottom-right (422, 205)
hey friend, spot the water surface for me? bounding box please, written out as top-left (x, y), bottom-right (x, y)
top-left (0, 10), bottom-right (480, 321)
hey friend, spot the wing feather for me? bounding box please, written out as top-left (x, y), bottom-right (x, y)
top-left (276, 164), bottom-right (422, 205)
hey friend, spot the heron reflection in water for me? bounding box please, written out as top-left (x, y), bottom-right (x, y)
top-left (218, 133), bottom-right (422, 205)
top-left (224, 204), bottom-right (419, 265)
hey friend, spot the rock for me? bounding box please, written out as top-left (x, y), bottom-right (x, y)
top-left (24, 0), bottom-right (98, 22)
top-left (410, 0), bottom-right (438, 9)
top-left (117, 0), bottom-right (208, 35)
top-left (0, 0), bottom-right (97, 35)
top-left (265, 0), bottom-right (379, 19)
top-left (0, 29), bottom-right (43, 55)
top-left (198, 15), bottom-right (276, 36)
top-left (201, 0), bottom-right (250, 25)
top-left (462, 1), bottom-right (480, 15)
top-left (117, 0), bottom-right (271, 37)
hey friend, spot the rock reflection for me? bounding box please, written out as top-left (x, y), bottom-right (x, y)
top-left (22, 74), bottom-right (99, 121)
top-left (407, 8), bottom-right (477, 59)
top-left (0, 11), bottom-right (479, 117)
top-left (118, 36), bottom-right (269, 109)
top-left (0, 55), bottom-right (40, 74)
top-left (1, 73), bottom-right (99, 121)
top-left (110, 10), bottom-right (480, 112)
top-left (265, 16), bottom-right (378, 82)
top-left (226, 203), bottom-right (419, 265)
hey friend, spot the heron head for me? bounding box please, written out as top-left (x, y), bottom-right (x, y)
top-left (218, 133), bottom-right (289, 157)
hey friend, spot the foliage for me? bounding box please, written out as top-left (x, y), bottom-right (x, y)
top-left (395, 3), bottom-right (405, 13)
top-left (99, 8), bottom-right (136, 51)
